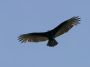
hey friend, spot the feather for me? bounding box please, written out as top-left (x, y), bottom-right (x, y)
top-left (18, 33), bottom-right (48, 43)
top-left (18, 16), bottom-right (80, 47)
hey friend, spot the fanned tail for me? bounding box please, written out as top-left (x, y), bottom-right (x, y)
top-left (47, 39), bottom-right (58, 47)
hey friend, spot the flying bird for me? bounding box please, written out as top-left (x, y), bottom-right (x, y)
top-left (18, 16), bottom-right (80, 47)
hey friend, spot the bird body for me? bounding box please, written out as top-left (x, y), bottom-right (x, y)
top-left (18, 16), bottom-right (80, 47)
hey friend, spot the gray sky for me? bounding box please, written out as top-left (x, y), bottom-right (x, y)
top-left (0, 0), bottom-right (90, 67)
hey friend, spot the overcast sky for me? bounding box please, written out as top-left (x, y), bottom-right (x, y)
top-left (0, 0), bottom-right (90, 67)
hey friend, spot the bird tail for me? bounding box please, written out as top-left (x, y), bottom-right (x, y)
top-left (47, 39), bottom-right (58, 47)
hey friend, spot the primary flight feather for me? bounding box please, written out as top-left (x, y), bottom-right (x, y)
top-left (18, 16), bottom-right (80, 47)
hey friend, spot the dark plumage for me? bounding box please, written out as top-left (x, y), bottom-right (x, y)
top-left (18, 16), bottom-right (80, 47)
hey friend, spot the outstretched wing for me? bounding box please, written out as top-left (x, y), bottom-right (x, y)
top-left (52, 16), bottom-right (80, 37)
top-left (18, 33), bottom-right (48, 43)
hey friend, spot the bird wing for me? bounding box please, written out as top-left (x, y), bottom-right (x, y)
top-left (18, 33), bottom-right (48, 43)
top-left (52, 16), bottom-right (80, 37)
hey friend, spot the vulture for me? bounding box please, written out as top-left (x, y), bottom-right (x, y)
top-left (18, 16), bottom-right (80, 47)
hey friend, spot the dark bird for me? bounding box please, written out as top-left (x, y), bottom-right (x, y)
top-left (18, 16), bottom-right (80, 47)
